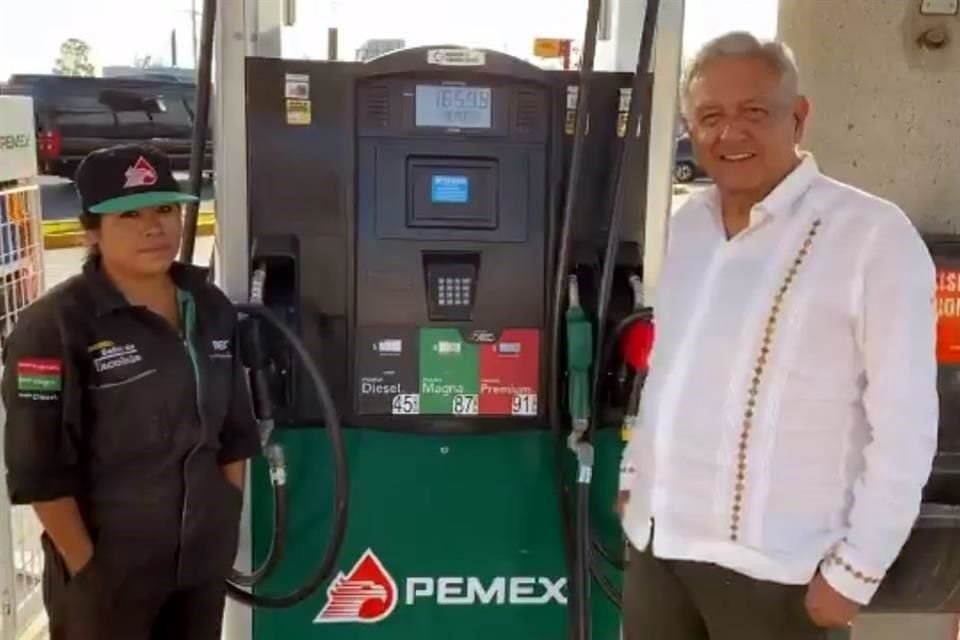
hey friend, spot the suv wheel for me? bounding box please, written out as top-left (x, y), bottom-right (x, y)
top-left (674, 161), bottom-right (695, 183)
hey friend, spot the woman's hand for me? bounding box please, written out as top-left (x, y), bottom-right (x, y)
top-left (221, 460), bottom-right (246, 492)
top-left (67, 549), bottom-right (95, 577)
top-left (32, 498), bottom-right (95, 576)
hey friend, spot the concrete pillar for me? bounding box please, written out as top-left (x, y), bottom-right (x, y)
top-left (778, 0), bottom-right (960, 234)
top-left (779, 2), bottom-right (960, 639)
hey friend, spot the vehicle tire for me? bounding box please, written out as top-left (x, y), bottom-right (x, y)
top-left (674, 161), bottom-right (695, 183)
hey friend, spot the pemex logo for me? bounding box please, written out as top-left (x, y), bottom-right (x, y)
top-left (123, 156), bottom-right (159, 189)
top-left (314, 549), bottom-right (398, 624)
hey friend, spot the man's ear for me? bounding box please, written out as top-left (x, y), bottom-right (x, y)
top-left (793, 95), bottom-right (811, 143)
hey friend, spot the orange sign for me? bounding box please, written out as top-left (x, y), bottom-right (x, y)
top-left (936, 268), bottom-right (960, 363)
top-left (533, 38), bottom-right (567, 59)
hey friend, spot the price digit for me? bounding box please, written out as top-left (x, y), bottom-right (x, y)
top-left (392, 394), bottom-right (420, 415)
top-left (453, 394), bottom-right (478, 416)
top-left (511, 394), bottom-right (538, 416)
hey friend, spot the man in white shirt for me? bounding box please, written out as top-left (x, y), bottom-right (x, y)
top-left (618, 31), bottom-right (938, 640)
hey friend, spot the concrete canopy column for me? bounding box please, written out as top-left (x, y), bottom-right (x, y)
top-left (778, 0), bottom-right (959, 234)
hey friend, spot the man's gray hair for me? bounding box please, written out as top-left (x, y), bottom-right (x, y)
top-left (680, 31), bottom-right (801, 117)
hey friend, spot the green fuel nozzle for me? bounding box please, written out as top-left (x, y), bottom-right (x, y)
top-left (565, 275), bottom-right (595, 480)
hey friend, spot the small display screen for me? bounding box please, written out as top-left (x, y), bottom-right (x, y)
top-left (415, 85), bottom-right (492, 129)
top-left (431, 175), bottom-right (469, 203)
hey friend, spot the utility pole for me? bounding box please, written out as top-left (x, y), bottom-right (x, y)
top-left (171, 29), bottom-right (178, 66)
top-left (190, 0), bottom-right (199, 68)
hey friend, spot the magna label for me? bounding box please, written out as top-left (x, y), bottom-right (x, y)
top-left (419, 328), bottom-right (479, 414)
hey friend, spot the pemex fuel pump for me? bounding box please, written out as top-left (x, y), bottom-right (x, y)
top-left (175, 0), bottom-right (960, 639)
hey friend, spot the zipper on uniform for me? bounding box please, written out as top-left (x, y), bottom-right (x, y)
top-left (176, 289), bottom-right (205, 584)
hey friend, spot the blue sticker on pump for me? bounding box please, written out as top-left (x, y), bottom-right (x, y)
top-left (431, 175), bottom-right (470, 204)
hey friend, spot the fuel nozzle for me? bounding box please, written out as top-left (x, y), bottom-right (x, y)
top-left (621, 316), bottom-right (654, 374)
top-left (241, 263), bottom-right (277, 446)
top-left (264, 442), bottom-right (288, 488)
top-left (566, 275), bottom-right (595, 480)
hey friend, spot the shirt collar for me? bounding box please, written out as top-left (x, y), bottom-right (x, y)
top-left (692, 151), bottom-right (820, 223)
top-left (83, 258), bottom-right (210, 316)
top-left (755, 151), bottom-right (820, 219)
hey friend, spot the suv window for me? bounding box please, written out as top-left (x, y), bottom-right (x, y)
top-left (149, 92), bottom-right (195, 138)
top-left (54, 93), bottom-right (114, 129)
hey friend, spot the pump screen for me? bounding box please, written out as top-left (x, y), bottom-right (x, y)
top-left (415, 85), bottom-right (492, 129)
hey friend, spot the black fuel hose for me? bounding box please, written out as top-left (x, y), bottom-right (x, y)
top-left (591, 552), bottom-right (623, 609)
top-left (229, 476), bottom-right (287, 587)
top-left (549, 1), bottom-right (603, 638)
top-left (580, 0), bottom-right (661, 614)
top-left (180, 0), bottom-right (216, 265)
top-left (227, 319), bottom-right (287, 588)
top-left (588, 0), bottom-right (660, 437)
top-left (589, 310), bottom-right (653, 591)
top-left (225, 303), bottom-right (349, 609)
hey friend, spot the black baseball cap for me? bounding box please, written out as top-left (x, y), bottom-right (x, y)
top-left (74, 144), bottom-right (198, 214)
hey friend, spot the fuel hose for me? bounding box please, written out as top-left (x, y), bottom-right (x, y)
top-left (225, 303), bottom-right (349, 609)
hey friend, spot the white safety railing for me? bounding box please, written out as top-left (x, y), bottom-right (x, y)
top-left (0, 183), bottom-right (47, 640)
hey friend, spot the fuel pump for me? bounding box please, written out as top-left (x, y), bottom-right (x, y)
top-left (192, 3), bottom-right (960, 640)
top-left (234, 36), bottom-right (657, 640)
top-left (199, 0), bottom-right (683, 637)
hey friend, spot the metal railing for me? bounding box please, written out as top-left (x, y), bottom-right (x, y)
top-left (0, 182), bottom-right (48, 640)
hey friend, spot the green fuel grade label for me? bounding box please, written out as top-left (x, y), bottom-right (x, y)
top-left (419, 328), bottom-right (479, 415)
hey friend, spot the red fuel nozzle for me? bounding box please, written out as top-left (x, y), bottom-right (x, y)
top-left (621, 318), bottom-right (655, 372)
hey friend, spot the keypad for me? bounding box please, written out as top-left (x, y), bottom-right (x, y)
top-left (438, 277), bottom-right (472, 307)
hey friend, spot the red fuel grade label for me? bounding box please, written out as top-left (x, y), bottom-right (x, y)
top-left (938, 268), bottom-right (960, 364)
top-left (478, 329), bottom-right (540, 416)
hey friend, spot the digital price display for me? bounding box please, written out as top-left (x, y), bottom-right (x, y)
top-left (415, 85), bottom-right (492, 129)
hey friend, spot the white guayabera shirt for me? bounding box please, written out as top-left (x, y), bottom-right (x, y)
top-left (619, 153), bottom-right (938, 605)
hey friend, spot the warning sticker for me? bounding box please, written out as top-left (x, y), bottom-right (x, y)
top-left (356, 328), bottom-right (420, 415)
top-left (478, 329), bottom-right (540, 416)
top-left (286, 99), bottom-right (311, 125)
top-left (937, 268), bottom-right (960, 364)
top-left (285, 73), bottom-right (310, 99)
top-left (426, 48), bottom-right (486, 66)
top-left (419, 328), bottom-right (479, 414)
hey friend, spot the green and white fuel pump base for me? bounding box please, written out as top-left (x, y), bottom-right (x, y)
top-left (246, 427), bottom-right (625, 639)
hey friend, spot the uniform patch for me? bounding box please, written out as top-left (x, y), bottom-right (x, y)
top-left (88, 340), bottom-right (115, 353)
top-left (91, 343), bottom-right (143, 373)
top-left (17, 358), bottom-right (63, 392)
top-left (210, 339), bottom-right (232, 359)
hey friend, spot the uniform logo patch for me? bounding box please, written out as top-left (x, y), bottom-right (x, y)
top-left (314, 549), bottom-right (398, 624)
top-left (123, 156), bottom-right (159, 189)
top-left (17, 358), bottom-right (62, 392)
top-left (87, 340), bottom-right (115, 353)
top-left (210, 339), bottom-right (232, 359)
top-left (91, 343), bottom-right (143, 373)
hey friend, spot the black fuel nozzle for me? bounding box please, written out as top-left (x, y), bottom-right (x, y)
top-left (239, 262), bottom-right (280, 444)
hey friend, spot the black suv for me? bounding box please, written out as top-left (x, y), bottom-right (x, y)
top-left (673, 134), bottom-right (706, 183)
top-left (1, 74), bottom-right (211, 177)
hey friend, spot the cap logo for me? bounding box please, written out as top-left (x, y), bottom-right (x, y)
top-left (123, 156), bottom-right (159, 189)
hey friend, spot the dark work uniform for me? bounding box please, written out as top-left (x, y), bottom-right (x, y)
top-left (1, 259), bottom-right (261, 640)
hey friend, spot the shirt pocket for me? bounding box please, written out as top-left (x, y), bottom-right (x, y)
top-left (87, 368), bottom-right (170, 462)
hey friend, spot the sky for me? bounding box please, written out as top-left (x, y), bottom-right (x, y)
top-left (0, 0), bottom-right (778, 79)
